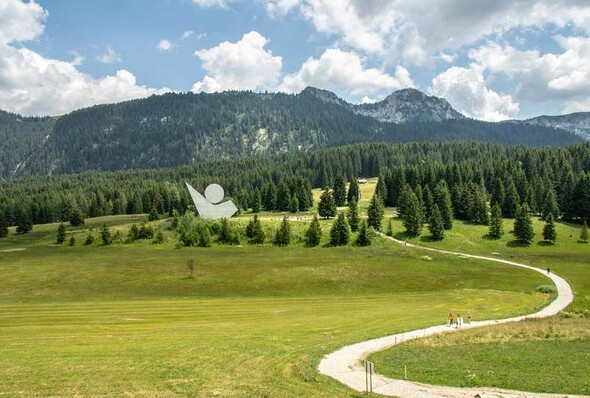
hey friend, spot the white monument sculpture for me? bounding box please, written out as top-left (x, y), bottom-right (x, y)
top-left (185, 182), bottom-right (238, 219)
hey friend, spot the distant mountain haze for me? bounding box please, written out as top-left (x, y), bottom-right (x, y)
top-left (0, 88), bottom-right (584, 179)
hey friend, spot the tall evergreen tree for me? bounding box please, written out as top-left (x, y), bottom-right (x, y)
top-left (304, 215), bottom-right (322, 247)
top-left (503, 178), bottom-right (520, 218)
top-left (252, 190), bottom-right (262, 213)
top-left (318, 188), bottom-right (337, 219)
top-left (100, 223), bottom-right (112, 245)
top-left (375, 174), bottom-right (387, 201)
top-left (274, 216), bottom-right (291, 246)
top-left (434, 181), bottom-right (453, 230)
top-left (428, 205), bottom-right (445, 241)
top-left (513, 203), bottom-right (534, 244)
top-left (15, 206), bottom-right (32, 234)
top-left (347, 198), bottom-right (360, 232)
top-left (367, 194), bottom-right (384, 231)
top-left (69, 206), bottom-right (85, 226)
top-left (290, 196), bottom-right (299, 213)
top-left (402, 190), bottom-right (424, 237)
top-left (386, 218), bottom-right (393, 237)
top-left (197, 227), bottom-right (212, 247)
top-left (330, 212), bottom-right (350, 246)
top-left (347, 178), bottom-right (360, 204)
top-left (245, 215), bottom-right (265, 244)
top-left (423, 185), bottom-right (435, 219)
top-left (0, 210), bottom-right (8, 238)
top-left (489, 203), bottom-right (504, 239)
top-left (542, 214), bottom-right (557, 243)
top-left (355, 220), bottom-right (371, 246)
top-left (56, 223), bottom-right (66, 244)
top-left (542, 189), bottom-right (560, 221)
top-left (277, 182), bottom-right (291, 212)
top-left (332, 175), bottom-right (347, 207)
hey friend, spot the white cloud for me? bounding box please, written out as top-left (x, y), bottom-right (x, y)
top-left (156, 39), bottom-right (173, 51)
top-left (279, 48), bottom-right (414, 99)
top-left (70, 51), bottom-right (85, 66)
top-left (191, 0), bottom-right (235, 9)
top-left (430, 65), bottom-right (519, 121)
top-left (0, 0), bottom-right (171, 116)
top-left (265, 0), bottom-right (300, 17)
top-left (360, 96), bottom-right (376, 104)
top-left (97, 45), bottom-right (121, 64)
top-left (192, 31), bottom-right (282, 93)
top-left (0, 0), bottom-right (47, 44)
top-left (182, 30), bottom-right (194, 40)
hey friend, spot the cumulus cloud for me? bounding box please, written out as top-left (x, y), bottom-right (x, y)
top-left (192, 31), bottom-right (282, 93)
top-left (182, 30), bottom-right (194, 40)
top-left (265, 0), bottom-right (300, 17)
top-left (0, 0), bottom-right (170, 116)
top-left (156, 39), bottom-right (173, 51)
top-left (0, 0), bottom-right (47, 44)
top-left (279, 48), bottom-right (413, 99)
top-left (70, 51), bottom-right (85, 66)
top-left (430, 65), bottom-right (519, 121)
top-left (97, 45), bottom-right (121, 64)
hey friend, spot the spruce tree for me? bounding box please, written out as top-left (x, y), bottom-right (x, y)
top-left (247, 215), bottom-right (265, 244)
top-left (100, 223), bottom-right (112, 245)
top-left (347, 198), bottom-right (360, 232)
top-left (304, 215), bottom-right (322, 247)
top-left (542, 189), bottom-right (560, 221)
top-left (489, 203), bottom-right (504, 239)
top-left (513, 203), bottom-right (534, 244)
top-left (318, 188), bottom-right (336, 219)
top-left (375, 174), bottom-right (387, 201)
top-left (15, 206), bottom-right (32, 234)
top-left (290, 196), bottom-right (299, 213)
top-left (355, 220), bottom-right (371, 246)
top-left (580, 221), bottom-right (589, 243)
top-left (402, 190), bottom-right (424, 237)
top-left (197, 226), bottom-right (212, 247)
top-left (434, 181), bottom-right (453, 230)
top-left (397, 184), bottom-right (414, 220)
top-left (147, 208), bottom-right (159, 221)
top-left (273, 216), bottom-right (291, 246)
top-left (503, 178), bottom-right (520, 218)
top-left (69, 236), bottom-right (76, 246)
top-left (428, 205), bottom-right (445, 241)
top-left (542, 214), bottom-right (557, 243)
top-left (84, 233), bottom-right (94, 246)
top-left (367, 194), bottom-right (384, 231)
top-left (69, 207), bottom-right (85, 226)
top-left (333, 175), bottom-right (347, 207)
top-left (347, 178), bottom-right (360, 204)
top-left (329, 212), bottom-right (350, 246)
top-left (252, 190), bottom-right (262, 213)
top-left (218, 219), bottom-right (239, 244)
top-left (423, 185), bottom-right (434, 219)
top-left (56, 223), bottom-right (66, 244)
top-left (386, 218), bottom-right (393, 237)
top-left (0, 210), bottom-right (8, 238)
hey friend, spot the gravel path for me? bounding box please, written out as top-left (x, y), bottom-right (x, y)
top-left (318, 235), bottom-right (586, 398)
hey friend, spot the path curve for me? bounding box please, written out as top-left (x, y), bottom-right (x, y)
top-left (319, 235), bottom-right (585, 398)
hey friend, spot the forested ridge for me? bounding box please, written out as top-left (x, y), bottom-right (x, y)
top-left (0, 89), bottom-right (582, 179)
top-left (1, 141), bottom-right (589, 233)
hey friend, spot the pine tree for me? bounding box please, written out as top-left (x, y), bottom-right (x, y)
top-left (100, 223), bottom-right (112, 245)
top-left (15, 206), bottom-right (32, 234)
top-left (375, 174), bottom-right (387, 201)
top-left (347, 178), bottom-right (360, 204)
top-left (333, 175), bottom-right (347, 207)
top-left (69, 236), bottom-right (76, 246)
top-left (402, 190), bottom-right (424, 237)
top-left (197, 226), bottom-right (212, 247)
top-left (434, 181), bottom-right (453, 230)
top-left (397, 184), bottom-right (414, 220)
top-left (273, 216), bottom-right (291, 246)
top-left (503, 178), bottom-right (520, 218)
top-left (542, 214), bottom-right (557, 243)
top-left (367, 194), bottom-right (384, 231)
top-left (542, 189), bottom-right (560, 221)
top-left (69, 207), bottom-right (85, 226)
top-left (84, 233), bottom-right (94, 246)
top-left (580, 221), bottom-right (589, 243)
top-left (252, 190), bottom-right (262, 213)
top-left (428, 205), bottom-right (445, 241)
top-left (304, 215), bottom-right (322, 247)
top-left (277, 182), bottom-right (291, 212)
top-left (0, 210), bottom-right (8, 238)
top-left (423, 185), bottom-right (434, 219)
top-left (56, 223), bottom-right (66, 244)
top-left (489, 203), bottom-right (504, 239)
top-left (246, 215), bottom-right (265, 244)
top-left (330, 212), bottom-right (350, 246)
top-left (355, 220), bottom-right (371, 246)
top-left (513, 203), bottom-right (534, 244)
top-left (318, 188), bottom-right (336, 219)
top-left (290, 196), bottom-right (299, 213)
top-left (218, 219), bottom-right (239, 244)
top-left (347, 198), bottom-right (360, 232)
top-left (147, 208), bottom-right (159, 221)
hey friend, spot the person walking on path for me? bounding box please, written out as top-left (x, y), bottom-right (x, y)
top-left (456, 314), bottom-right (463, 328)
top-left (447, 312), bottom-right (454, 327)
top-left (467, 310), bottom-right (472, 324)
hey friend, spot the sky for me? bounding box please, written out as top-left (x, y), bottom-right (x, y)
top-left (1, 0), bottom-right (590, 121)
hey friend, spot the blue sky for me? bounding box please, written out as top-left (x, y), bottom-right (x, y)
top-left (2, 0), bottom-right (590, 120)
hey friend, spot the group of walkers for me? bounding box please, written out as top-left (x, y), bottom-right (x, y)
top-left (447, 311), bottom-right (471, 327)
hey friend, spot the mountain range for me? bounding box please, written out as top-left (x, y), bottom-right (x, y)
top-left (0, 87), bottom-right (586, 179)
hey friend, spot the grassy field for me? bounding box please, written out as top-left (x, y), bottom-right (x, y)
top-left (0, 214), bottom-right (551, 397)
top-left (372, 215), bottom-right (590, 394)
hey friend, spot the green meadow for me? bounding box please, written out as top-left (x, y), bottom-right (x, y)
top-left (0, 215), bottom-right (551, 397)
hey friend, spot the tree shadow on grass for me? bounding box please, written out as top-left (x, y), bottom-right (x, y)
top-left (537, 241), bottom-right (554, 247)
top-left (419, 235), bottom-right (440, 243)
top-left (506, 240), bottom-right (531, 248)
top-left (482, 234), bottom-right (501, 241)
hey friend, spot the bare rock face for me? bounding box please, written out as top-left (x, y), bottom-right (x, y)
top-left (524, 112), bottom-right (590, 140)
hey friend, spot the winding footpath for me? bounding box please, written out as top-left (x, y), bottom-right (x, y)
top-left (319, 236), bottom-right (587, 398)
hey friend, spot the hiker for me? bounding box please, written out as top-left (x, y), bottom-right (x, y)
top-left (447, 312), bottom-right (454, 327)
top-left (547, 267), bottom-right (551, 275)
top-left (467, 310), bottom-right (472, 324)
top-left (456, 314), bottom-right (462, 328)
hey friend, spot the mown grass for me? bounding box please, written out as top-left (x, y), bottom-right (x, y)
top-left (0, 214), bottom-right (550, 397)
